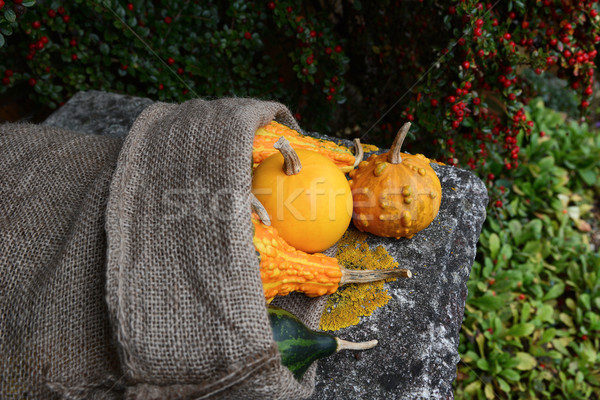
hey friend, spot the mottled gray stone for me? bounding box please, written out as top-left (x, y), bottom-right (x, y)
top-left (42, 90), bottom-right (154, 138)
top-left (43, 90), bottom-right (488, 400)
top-left (309, 163), bottom-right (487, 400)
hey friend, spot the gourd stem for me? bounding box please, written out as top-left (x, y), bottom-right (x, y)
top-left (249, 193), bottom-right (271, 226)
top-left (274, 136), bottom-right (302, 175)
top-left (339, 267), bottom-right (412, 285)
top-left (388, 122), bottom-right (411, 164)
top-left (352, 138), bottom-right (364, 168)
top-left (335, 338), bottom-right (378, 352)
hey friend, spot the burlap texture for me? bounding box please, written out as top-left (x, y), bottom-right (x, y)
top-left (1, 98), bottom-right (327, 399)
top-left (0, 123), bottom-right (125, 399)
top-left (105, 98), bottom-right (317, 399)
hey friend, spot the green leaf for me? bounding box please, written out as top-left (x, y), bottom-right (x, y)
top-left (515, 352), bottom-right (537, 370)
top-left (4, 9), bottom-right (16, 23)
top-left (477, 358), bottom-right (490, 371)
top-left (542, 283), bottom-right (565, 301)
top-left (0, 33), bottom-right (4, 48)
top-left (484, 382), bottom-right (495, 399)
top-left (508, 220), bottom-right (522, 244)
top-left (577, 168), bottom-right (596, 185)
top-left (536, 304), bottom-right (554, 323)
top-left (470, 294), bottom-right (505, 311)
top-left (506, 323), bottom-right (535, 337)
top-left (500, 368), bottom-right (521, 381)
top-left (489, 233), bottom-right (500, 259)
top-left (22, 0), bottom-right (37, 6)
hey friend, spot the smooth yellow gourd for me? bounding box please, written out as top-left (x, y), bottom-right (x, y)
top-left (252, 137), bottom-right (352, 253)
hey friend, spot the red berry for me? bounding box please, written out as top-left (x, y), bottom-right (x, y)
top-left (32, 21), bottom-right (41, 29)
top-left (164, 16), bottom-right (172, 24)
top-left (451, 120), bottom-right (460, 129)
top-left (267, 2), bottom-right (276, 10)
top-left (430, 99), bottom-right (438, 107)
top-left (306, 55), bottom-right (314, 64)
top-left (286, 6), bottom-right (293, 13)
top-left (508, 12), bottom-right (516, 19)
top-left (585, 86), bottom-right (593, 95)
top-left (63, 15), bottom-right (70, 23)
top-left (326, 94), bottom-right (333, 101)
top-left (334, 45), bottom-right (342, 53)
top-left (310, 30), bottom-right (317, 38)
top-left (474, 28), bottom-right (482, 37)
top-left (71, 54), bottom-right (78, 61)
top-left (70, 39), bottom-right (77, 47)
top-left (14, 0), bottom-right (22, 3)
top-left (0, 0), bottom-right (4, 9)
top-left (325, 47), bottom-right (332, 55)
top-left (540, 131), bottom-right (546, 137)
top-left (158, 83), bottom-right (164, 90)
top-left (28, 78), bottom-right (37, 86)
top-left (329, 87), bottom-right (336, 93)
top-left (244, 31), bottom-right (251, 40)
top-left (457, 37), bottom-right (466, 46)
top-left (121, 64), bottom-right (128, 70)
top-left (462, 61), bottom-right (470, 69)
top-left (503, 33), bottom-right (511, 41)
top-left (41, 36), bottom-right (49, 44)
top-left (473, 97), bottom-right (481, 105)
top-left (57, 6), bottom-right (65, 14)
top-left (297, 26), bottom-right (304, 34)
top-left (495, 200), bottom-right (502, 207)
top-left (519, 294), bottom-right (526, 300)
top-left (36, 40), bottom-right (44, 49)
top-left (475, 19), bottom-right (484, 28)
top-left (582, 335), bottom-right (588, 341)
top-left (487, 173), bottom-right (495, 180)
top-left (167, 57), bottom-right (175, 65)
top-left (522, 21), bottom-right (529, 29)
top-left (550, 38), bottom-right (558, 46)
top-left (581, 100), bottom-right (590, 108)
top-left (127, 3), bottom-right (134, 11)
top-left (2, 77), bottom-right (9, 85)
top-left (592, 9), bottom-right (598, 17)
top-left (5, 69), bottom-right (12, 77)
top-left (177, 67), bottom-right (184, 75)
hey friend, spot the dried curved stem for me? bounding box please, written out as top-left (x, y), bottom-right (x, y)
top-left (353, 138), bottom-right (364, 168)
top-left (388, 122), bottom-right (411, 164)
top-left (335, 338), bottom-right (378, 352)
top-left (274, 136), bottom-right (302, 175)
top-left (339, 267), bottom-right (412, 285)
top-left (249, 193), bottom-right (271, 226)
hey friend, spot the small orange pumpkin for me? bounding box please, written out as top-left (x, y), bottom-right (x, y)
top-left (348, 122), bottom-right (442, 239)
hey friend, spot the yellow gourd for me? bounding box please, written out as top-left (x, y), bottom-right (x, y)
top-left (252, 137), bottom-right (352, 253)
top-left (349, 122), bottom-right (442, 239)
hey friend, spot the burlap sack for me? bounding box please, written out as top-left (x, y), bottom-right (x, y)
top-left (0, 124), bottom-right (125, 399)
top-left (1, 98), bottom-right (326, 399)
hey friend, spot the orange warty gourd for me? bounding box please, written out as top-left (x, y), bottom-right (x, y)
top-left (253, 121), bottom-right (357, 172)
top-left (349, 122), bottom-right (442, 239)
top-left (252, 137), bottom-right (352, 253)
top-left (251, 212), bottom-right (412, 303)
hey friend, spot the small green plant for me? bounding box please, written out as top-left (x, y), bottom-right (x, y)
top-left (456, 99), bottom-right (600, 399)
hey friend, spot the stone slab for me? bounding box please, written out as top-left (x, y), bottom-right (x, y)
top-left (43, 91), bottom-right (488, 399)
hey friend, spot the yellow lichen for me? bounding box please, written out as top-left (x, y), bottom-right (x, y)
top-left (319, 229), bottom-right (399, 331)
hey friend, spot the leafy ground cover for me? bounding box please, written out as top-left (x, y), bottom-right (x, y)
top-left (455, 99), bottom-right (600, 399)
